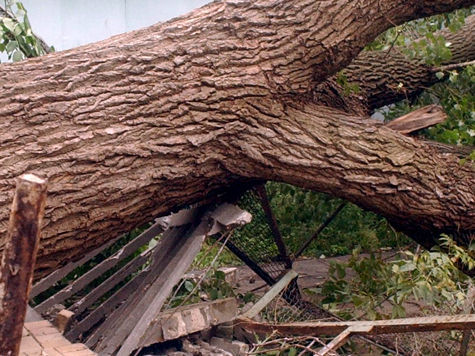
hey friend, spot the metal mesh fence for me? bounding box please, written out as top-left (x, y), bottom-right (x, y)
top-left (226, 188), bottom-right (336, 323)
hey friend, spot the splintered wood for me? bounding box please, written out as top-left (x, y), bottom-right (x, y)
top-left (384, 104), bottom-right (447, 134)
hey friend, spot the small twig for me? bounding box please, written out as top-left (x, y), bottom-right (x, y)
top-left (432, 60), bottom-right (475, 73)
top-left (297, 339), bottom-right (317, 356)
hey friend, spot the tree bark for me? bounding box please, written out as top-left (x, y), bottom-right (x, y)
top-left (0, 0), bottom-right (474, 278)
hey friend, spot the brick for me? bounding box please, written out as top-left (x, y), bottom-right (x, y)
top-left (55, 343), bottom-right (88, 352)
top-left (43, 347), bottom-right (64, 356)
top-left (19, 335), bottom-right (42, 355)
top-left (36, 333), bottom-right (71, 348)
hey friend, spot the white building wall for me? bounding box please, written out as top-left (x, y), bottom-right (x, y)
top-left (17, 0), bottom-right (211, 51)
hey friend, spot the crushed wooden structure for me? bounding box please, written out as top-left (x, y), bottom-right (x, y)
top-left (29, 202), bottom-right (251, 355)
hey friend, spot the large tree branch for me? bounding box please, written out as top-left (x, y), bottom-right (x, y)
top-left (0, 0), bottom-right (474, 277)
top-left (343, 14), bottom-right (475, 111)
top-left (222, 99), bottom-right (474, 247)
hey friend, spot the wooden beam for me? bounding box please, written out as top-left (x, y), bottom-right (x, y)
top-left (115, 204), bottom-right (251, 356)
top-left (85, 225), bottom-right (190, 349)
top-left (0, 174), bottom-right (47, 356)
top-left (237, 314), bottom-right (475, 337)
top-left (88, 204), bottom-right (250, 356)
top-left (242, 270), bottom-right (298, 319)
top-left (65, 264), bottom-right (150, 341)
top-left (68, 245), bottom-right (155, 315)
top-left (115, 224), bottom-right (206, 356)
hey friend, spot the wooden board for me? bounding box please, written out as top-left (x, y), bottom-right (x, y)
top-left (237, 314), bottom-right (475, 336)
top-left (30, 234), bottom-right (124, 299)
top-left (242, 270), bottom-right (298, 318)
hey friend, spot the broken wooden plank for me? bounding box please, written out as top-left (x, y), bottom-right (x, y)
top-left (35, 220), bottom-right (164, 314)
top-left (242, 270), bottom-right (298, 319)
top-left (66, 208), bottom-right (202, 341)
top-left (206, 202), bottom-right (252, 235)
top-left (237, 314), bottom-right (475, 336)
top-left (30, 233), bottom-right (125, 299)
top-left (101, 222), bottom-right (207, 355)
top-left (65, 265), bottom-right (150, 341)
top-left (0, 174), bottom-right (47, 356)
top-left (68, 245), bottom-right (154, 315)
top-left (385, 104), bottom-right (447, 134)
top-left (318, 327), bottom-right (352, 356)
top-left (140, 298), bottom-right (238, 346)
top-left (318, 325), bottom-right (373, 356)
top-left (86, 223), bottom-right (191, 351)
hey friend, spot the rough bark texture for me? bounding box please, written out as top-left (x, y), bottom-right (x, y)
top-left (0, 0), bottom-right (474, 277)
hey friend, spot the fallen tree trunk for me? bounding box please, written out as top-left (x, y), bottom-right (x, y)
top-left (0, 0), bottom-right (474, 278)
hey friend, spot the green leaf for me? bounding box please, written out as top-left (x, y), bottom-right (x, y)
top-left (435, 71), bottom-right (445, 80)
top-left (215, 270), bottom-right (226, 280)
top-left (5, 40), bottom-right (18, 53)
top-left (184, 280), bottom-right (194, 292)
top-left (12, 49), bottom-right (24, 62)
top-left (2, 18), bottom-right (16, 33)
top-left (288, 348), bottom-right (297, 356)
top-left (399, 262), bottom-right (416, 273)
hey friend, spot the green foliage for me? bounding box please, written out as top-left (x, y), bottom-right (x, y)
top-left (370, 8), bottom-right (474, 160)
top-left (166, 268), bottom-right (235, 309)
top-left (0, 0), bottom-right (52, 61)
top-left (336, 71), bottom-right (360, 96)
top-left (380, 64), bottom-right (475, 149)
top-left (317, 236), bottom-right (473, 320)
top-left (366, 9), bottom-right (470, 63)
top-left (266, 183), bottom-right (409, 257)
top-left (193, 241), bottom-right (241, 269)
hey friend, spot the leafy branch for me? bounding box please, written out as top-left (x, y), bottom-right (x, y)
top-left (0, 0), bottom-right (52, 62)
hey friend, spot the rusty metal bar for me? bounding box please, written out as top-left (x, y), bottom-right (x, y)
top-left (255, 185), bottom-right (292, 268)
top-left (294, 202), bottom-right (346, 259)
top-left (0, 174), bottom-right (47, 356)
